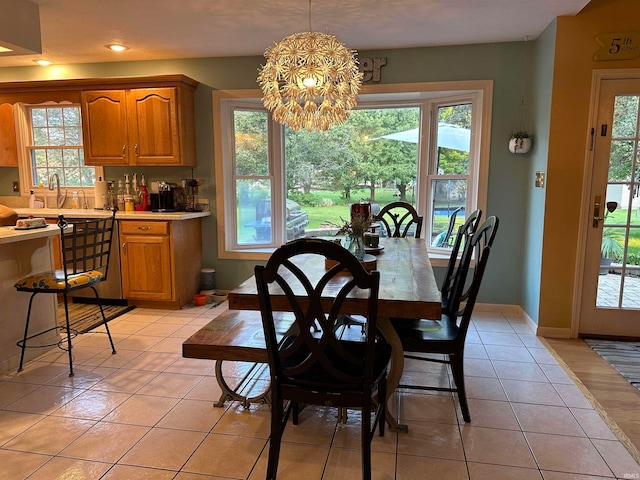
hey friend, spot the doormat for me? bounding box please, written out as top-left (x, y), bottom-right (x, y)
top-left (584, 339), bottom-right (640, 391)
top-left (58, 303), bottom-right (135, 334)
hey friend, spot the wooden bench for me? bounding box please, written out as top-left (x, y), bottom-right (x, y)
top-left (182, 309), bottom-right (295, 408)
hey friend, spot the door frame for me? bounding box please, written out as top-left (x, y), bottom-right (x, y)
top-left (572, 68), bottom-right (640, 338)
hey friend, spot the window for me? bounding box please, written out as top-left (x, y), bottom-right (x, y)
top-left (215, 82), bottom-right (492, 263)
top-left (16, 103), bottom-right (102, 195)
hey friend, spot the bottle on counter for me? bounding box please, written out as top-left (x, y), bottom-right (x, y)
top-left (116, 180), bottom-right (125, 211)
top-left (124, 173), bottom-right (134, 212)
top-left (71, 191), bottom-right (79, 209)
top-left (136, 173), bottom-right (150, 211)
top-left (29, 190), bottom-right (36, 208)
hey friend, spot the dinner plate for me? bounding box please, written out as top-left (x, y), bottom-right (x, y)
top-left (364, 244), bottom-right (384, 253)
top-left (14, 224), bottom-right (48, 230)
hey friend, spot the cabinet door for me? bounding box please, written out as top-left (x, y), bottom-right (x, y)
top-left (0, 103), bottom-right (18, 167)
top-left (120, 234), bottom-right (172, 300)
top-left (127, 88), bottom-right (181, 166)
top-left (81, 90), bottom-right (129, 165)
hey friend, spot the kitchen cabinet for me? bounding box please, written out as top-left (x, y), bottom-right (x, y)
top-left (0, 103), bottom-right (18, 167)
top-left (80, 77), bottom-right (197, 166)
top-left (119, 218), bottom-right (202, 309)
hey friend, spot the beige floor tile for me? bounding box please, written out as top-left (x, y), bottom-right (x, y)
top-left (184, 375), bottom-right (225, 402)
top-left (484, 345), bottom-right (535, 363)
top-left (540, 472), bottom-right (615, 480)
top-left (170, 324), bottom-right (205, 339)
top-left (0, 381), bottom-right (40, 408)
top-left (106, 321), bottom-right (149, 335)
top-left (147, 336), bottom-right (187, 353)
top-left (570, 408), bottom-right (618, 440)
top-left (491, 360), bottom-right (548, 382)
top-left (136, 322), bottom-right (183, 337)
top-left (59, 422), bottom-right (150, 462)
top-left (136, 372), bottom-right (202, 398)
top-left (3, 415), bottom-right (95, 455)
top-left (539, 363), bottom-right (575, 384)
top-left (119, 427), bottom-right (206, 470)
top-left (121, 351), bottom-right (182, 372)
top-left (155, 315), bottom-right (193, 326)
top-left (174, 473), bottom-right (229, 479)
top-left (0, 449), bottom-right (51, 479)
top-left (467, 462), bottom-right (543, 480)
top-left (101, 394), bottom-right (179, 426)
top-left (26, 456), bottom-right (112, 479)
top-left (52, 389), bottom-right (131, 420)
top-left (591, 438), bottom-right (640, 478)
top-left (512, 403), bottom-right (586, 436)
top-left (5, 363), bottom-right (70, 385)
top-left (281, 406), bottom-right (339, 445)
top-left (183, 432), bottom-right (266, 478)
top-left (45, 365), bottom-right (112, 389)
top-left (526, 432), bottom-right (613, 476)
top-left (248, 441), bottom-right (329, 480)
top-left (396, 455), bottom-right (468, 480)
top-left (479, 331), bottom-right (524, 346)
top-left (0, 411), bottom-right (45, 445)
top-left (399, 370), bottom-right (451, 390)
top-left (460, 426), bottom-right (537, 468)
top-left (212, 402), bottom-right (271, 438)
top-left (163, 357), bottom-right (215, 376)
top-left (473, 319), bottom-right (516, 333)
top-left (323, 447), bottom-right (396, 480)
top-left (518, 334), bottom-right (547, 348)
top-left (332, 415), bottom-right (398, 453)
top-left (465, 376), bottom-right (508, 401)
top-left (157, 399), bottom-right (225, 432)
top-left (464, 342), bottom-right (490, 360)
top-left (116, 335), bottom-right (165, 351)
top-left (464, 358), bottom-right (498, 378)
top-left (81, 348), bottom-right (142, 368)
top-left (527, 347), bottom-right (559, 365)
top-left (553, 384), bottom-right (595, 409)
top-left (464, 398), bottom-right (521, 430)
top-left (100, 464), bottom-right (177, 479)
top-left (501, 379), bottom-right (566, 406)
top-left (3, 384), bottom-right (83, 415)
top-left (398, 391), bottom-right (458, 424)
top-left (397, 420), bottom-right (464, 459)
top-left (90, 368), bottom-right (159, 393)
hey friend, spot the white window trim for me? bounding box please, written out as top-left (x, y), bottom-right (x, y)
top-left (213, 81), bottom-right (492, 262)
top-left (14, 101), bottom-right (103, 201)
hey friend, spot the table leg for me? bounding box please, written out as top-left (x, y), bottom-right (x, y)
top-left (376, 316), bottom-right (408, 433)
top-left (213, 359), bottom-right (271, 409)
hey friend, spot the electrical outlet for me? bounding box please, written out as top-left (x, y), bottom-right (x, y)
top-left (12, 181), bottom-right (19, 192)
top-left (535, 171), bottom-right (545, 188)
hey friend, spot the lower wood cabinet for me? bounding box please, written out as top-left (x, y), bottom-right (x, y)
top-left (119, 219), bottom-right (202, 309)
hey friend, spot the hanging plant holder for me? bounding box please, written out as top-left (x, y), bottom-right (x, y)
top-left (509, 134), bottom-right (532, 154)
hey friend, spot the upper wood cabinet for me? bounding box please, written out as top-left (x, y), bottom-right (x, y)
top-left (0, 103), bottom-right (18, 167)
top-left (80, 77), bottom-right (197, 166)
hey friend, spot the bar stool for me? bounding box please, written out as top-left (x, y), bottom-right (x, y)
top-left (14, 212), bottom-right (117, 376)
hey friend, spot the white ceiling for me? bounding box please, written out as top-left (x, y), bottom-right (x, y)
top-left (0, 0), bottom-right (591, 68)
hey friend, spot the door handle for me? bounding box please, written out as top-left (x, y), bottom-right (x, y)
top-left (593, 195), bottom-right (603, 227)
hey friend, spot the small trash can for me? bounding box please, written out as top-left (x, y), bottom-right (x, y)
top-left (200, 268), bottom-right (216, 291)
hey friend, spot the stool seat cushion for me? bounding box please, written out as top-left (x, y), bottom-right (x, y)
top-left (14, 270), bottom-right (103, 291)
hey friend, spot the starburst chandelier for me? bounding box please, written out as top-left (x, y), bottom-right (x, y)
top-left (257, 0), bottom-right (363, 132)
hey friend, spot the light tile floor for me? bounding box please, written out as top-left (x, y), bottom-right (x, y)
top-left (1, 304), bottom-right (640, 479)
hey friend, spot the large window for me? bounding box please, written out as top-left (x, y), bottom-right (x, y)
top-left (16, 103), bottom-right (101, 196)
top-left (215, 83), bottom-right (491, 263)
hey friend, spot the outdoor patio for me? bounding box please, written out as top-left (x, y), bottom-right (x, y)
top-left (597, 273), bottom-right (640, 308)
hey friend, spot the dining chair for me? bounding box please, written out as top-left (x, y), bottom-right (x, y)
top-left (374, 201), bottom-right (423, 238)
top-left (391, 215), bottom-right (499, 423)
top-left (14, 212), bottom-right (117, 376)
top-left (255, 238), bottom-right (391, 480)
top-left (441, 208), bottom-right (482, 317)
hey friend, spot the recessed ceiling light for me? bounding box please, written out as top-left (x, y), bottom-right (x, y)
top-left (34, 59), bottom-right (51, 66)
top-left (107, 44), bottom-right (129, 52)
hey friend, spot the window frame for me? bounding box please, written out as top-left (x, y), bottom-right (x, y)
top-left (213, 81), bottom-right (492, 263)
top-left (15, 101), bottom-right (103, 200)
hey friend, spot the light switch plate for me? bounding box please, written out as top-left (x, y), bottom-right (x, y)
top-left (535, 171), bottom-right (545, 188)
top-left (12, 181), bottom-right (19, 192)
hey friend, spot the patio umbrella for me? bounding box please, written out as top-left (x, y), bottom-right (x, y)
top-left (376, 123), bottom-right (470, 152)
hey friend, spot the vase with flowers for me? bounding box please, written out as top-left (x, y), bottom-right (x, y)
top-left (328, 215), bottom-right (372, 261)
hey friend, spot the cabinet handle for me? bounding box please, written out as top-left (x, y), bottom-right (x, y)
top-left (122, 145), bottom-right (126, 158)
top-left (138, 225), bottom-right (151, 231)
top-left (122, 242), bottom-right (126, 254)
top-left (134, 144), bottom-right (139, 157)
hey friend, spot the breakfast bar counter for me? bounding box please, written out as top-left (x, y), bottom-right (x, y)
top-left (0, 224), bottom-right (60, 375)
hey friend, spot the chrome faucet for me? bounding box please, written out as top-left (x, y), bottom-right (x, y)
top-left (76, 189), bottom-right (88, 209)
top-left (48, 173), bottom-right (68, 208)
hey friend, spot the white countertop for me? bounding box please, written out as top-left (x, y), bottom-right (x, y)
top-left (0, 224), bottom-right (60, 245)
top-left (14, 208), bottom-right (211, 221)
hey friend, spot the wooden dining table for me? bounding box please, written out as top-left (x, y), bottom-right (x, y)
top-left (228, 236), bottom-right (442, 431)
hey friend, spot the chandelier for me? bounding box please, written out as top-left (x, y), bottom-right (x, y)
top-left (257, 0), bottom-right (363, 132)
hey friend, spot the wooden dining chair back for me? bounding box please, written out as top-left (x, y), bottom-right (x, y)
top-left (391, 215), bottom-right (499, 423)
top-left (14, 212), bottom-right (117, 376)
top-left (255, 238), bottom-right (391, 480)
top-left (375, 201), bottom-right (423, 238)
top-left (441, 208), bottom-right (482, 317)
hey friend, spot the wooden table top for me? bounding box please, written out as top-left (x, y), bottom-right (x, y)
top-left (228, 237), bottom-right (441, 320)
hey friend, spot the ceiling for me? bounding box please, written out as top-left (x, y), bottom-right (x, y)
top-left (0, 0), bottom-right (591, 68)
